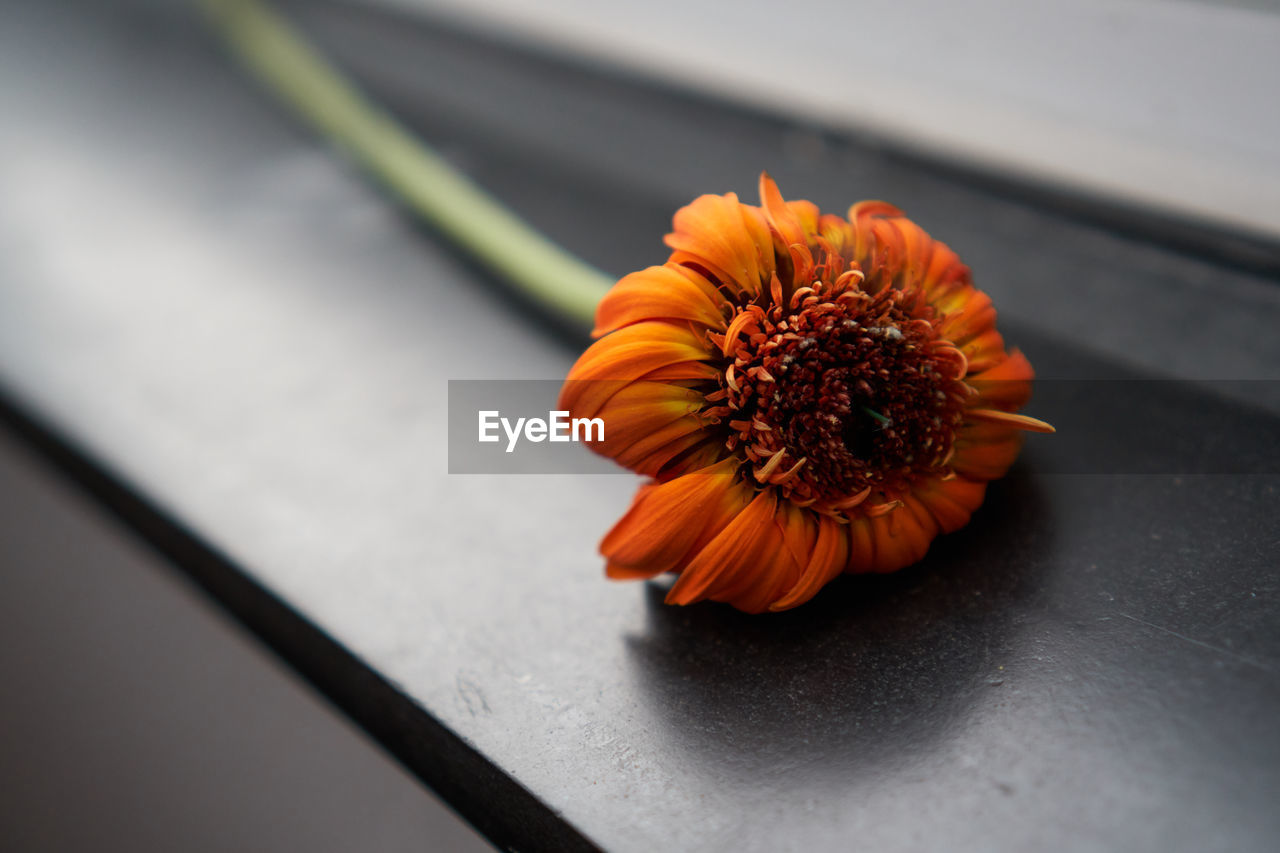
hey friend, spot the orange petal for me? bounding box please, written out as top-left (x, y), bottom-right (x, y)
top-left (957, 328), bottom-right (1010, 376)
top-left (884, 218), bottom-right (933, 292)
top-left (950, 419), bottom-right (1026, 480)
top-left (863, 498), bottom-right (938, 573)
top-left (572, 381), bottom-right (710, 475)
top-left (935, 289), bottom-right (996, 347)
top-left (770, 514), bottom-right (850, 611)
top-left (634, 361), bottom-right (723, 383)
top-left (606, 561), bottom-right (670, 581)
top-left (664, 193), bottom-right (774, 296)
top-left (593, 265), bottom-right (727, 337)
top-left (716, 500), bottom-right (813, 613)
top-left (919, 240), bottom-right (968, 298)
top-left (966, 408), bottom-right (1056, 433)
top-left (967, 349), bottom-right (1034, 410)
top-left (602, 457), bottom-right (748, 579)
top-left (913, 475), bottom-right (987, 534)
top-left (586, 381), bottom-right (704, 444)
top-left (786, 199), bottom-right (821, 238)
top-left (614, 424), bottom-right (718, 478)
top-left (655, 436), bottom-right (730, 481)
top-left (560, 321), bottom-right (713, 416)
top-left (758, 173), bottom-right (809, 250)
top-left (848, 201), bottom-right (904, 267)
top-left (665, 488), bottom-right (778, 606)
top-left (847, 514), bottom-right (879, 573)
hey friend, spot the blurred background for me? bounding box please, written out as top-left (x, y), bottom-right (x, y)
top-left (2, 1), bottom-right (1278, 851)
top-left (371, 0), bottom-right (1280, 241)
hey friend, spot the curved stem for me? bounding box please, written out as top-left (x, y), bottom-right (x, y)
top-left (202, 0), bottom-right (612, 331)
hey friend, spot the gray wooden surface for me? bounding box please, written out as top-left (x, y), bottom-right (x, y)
top-left (0, 430), bottom-right (493, 852)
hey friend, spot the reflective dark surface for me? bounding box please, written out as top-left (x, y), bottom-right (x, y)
top-left (1, 1), bottom-right (1278, 851)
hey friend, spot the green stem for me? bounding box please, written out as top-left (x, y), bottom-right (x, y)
top-left (860, 406), bottom-right (891, 427)
top-left (201, 0), bottom-right (612, 331)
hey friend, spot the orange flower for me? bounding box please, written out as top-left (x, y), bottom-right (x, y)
top-left (559, 175), bottom-right (1052, 613)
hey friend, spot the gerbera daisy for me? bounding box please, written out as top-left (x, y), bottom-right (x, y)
top-left (559, 174), bottom-right (1052, 613)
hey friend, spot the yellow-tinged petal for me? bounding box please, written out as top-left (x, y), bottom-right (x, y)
top-left (613, 422), bottom-right (716, 477)
top-left (560, 321), bottom-right (713, 416)
top-left (786, 199), bottom-right (821, 238)
top-left (576, 380), bottom-right (708, 474)
top-left (593, 265), bottom-right (726, 337)
top-left (957, 328), bottom-right (1010, 376)
top-left (634, 361), bottom-right (722, 382)
top-left (935, 289), bottom-right (996, 347)
top-left (664, 192), bottom-right (774, 296)
top-left (655, 436), bottom-right (729, 481)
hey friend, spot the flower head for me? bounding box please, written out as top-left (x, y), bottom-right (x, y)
top-left (559, 175), bottom-right (1052, 613)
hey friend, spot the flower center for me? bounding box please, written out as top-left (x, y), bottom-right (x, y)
top-left (717, 282), bottom-right (970, 511)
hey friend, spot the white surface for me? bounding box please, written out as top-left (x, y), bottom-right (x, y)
top-left (367, 0), bottom-right (1280, 239)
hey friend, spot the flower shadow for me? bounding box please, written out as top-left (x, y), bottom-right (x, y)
top-left (623, 465), bottom-right (1053, 783)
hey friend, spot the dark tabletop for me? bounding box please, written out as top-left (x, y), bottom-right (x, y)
top-left (1, 1), bottom-right (1278, 851)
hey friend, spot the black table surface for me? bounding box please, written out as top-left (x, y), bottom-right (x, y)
top-left (1, 1), bottom-right (1278, 851)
